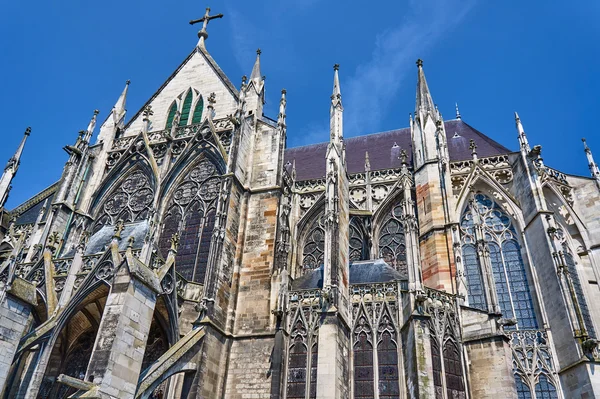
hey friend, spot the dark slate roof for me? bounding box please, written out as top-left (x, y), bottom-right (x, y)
top-left (83, 221), bottom-right (148, 255)
top-left (291, 259), bottom-right (404, 290)
top-left (14, 192), bottom-right (55, 226)
top-left (284, 119), bottom-right (511, 181)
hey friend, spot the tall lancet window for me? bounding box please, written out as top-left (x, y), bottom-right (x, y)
top-left (92, 169), bottom-right (154, 233)
top-left (378, 202), bottom-right (407, 276)
top-left (286, 310), bottom-right (318, 399)
top-left (191, 96), bottom-right (204, 124)
top-left (166, 102), bottom-right (178, 130)
top-left (351, 305), bottom-right (400, 399)
top-left (460, 193), bottom-right (538, 329)
top-left (158, 157), bottom-right (220, 283)
top-left (179, 90), bottom-right (193, 126)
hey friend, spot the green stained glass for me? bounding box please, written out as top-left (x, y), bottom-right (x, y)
top-left (180, 90), bottom-right (193, 126)
top-left (165, 102), bottom-right (177, 129)
top-left (191, 96), bottom-right (204, 124)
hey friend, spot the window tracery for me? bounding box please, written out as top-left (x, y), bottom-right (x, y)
top-left (350, 216), bottom-right (369, 262)
top-left (158, 158), bottom-right (220, 283)
top-left (378, 203), bottom-right (407, 275)
top-left (302, 216), bottom-right (325, 272)
top-left (460, 193), bottom-right (538, 329)
top-left (93, 170), bottom-right (153, 233)
top-left (377, 315), bottom-right (400, 398)
top-left (286, 309), bottom-right (318, 399)
top-left (354, 311), bottom-right (374, 398)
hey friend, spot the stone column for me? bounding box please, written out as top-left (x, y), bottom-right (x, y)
top-left (85, 259), bottom-right (160, 398)
top-left (0, 278), bottom-right (37, 395)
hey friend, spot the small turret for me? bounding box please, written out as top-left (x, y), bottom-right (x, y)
top-left (0, 127), bottom-right (30, 208)
top-left (582, 138), bottom-right (600, 188)
top-left (515, 112), bottom-right (531, 154)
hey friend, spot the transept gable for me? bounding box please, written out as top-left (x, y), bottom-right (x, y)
top-left (122, 48), bottom-right (239, 137)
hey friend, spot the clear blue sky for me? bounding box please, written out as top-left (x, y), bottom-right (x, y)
top-left (1, 0), bottom-right (599, 209)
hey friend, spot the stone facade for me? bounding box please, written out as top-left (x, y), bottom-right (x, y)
top-left (0, 21), bottom-right (599, 399)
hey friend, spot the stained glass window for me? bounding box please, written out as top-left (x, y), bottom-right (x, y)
top-left (515, 375), bottom-right (532, 399)
top-left (534, 375), bottom-right (558, 399)
top-left (431, 337), bottom-right (443, 399)
top-left (378, 332), bottom-right (400, 398)
top-left (460, 193), bottom-right (538, 329)
top-left (191, 96), bottom-right (204, 124)
top-left (166, 101), bottom-right (178, 130)
top-left (443, 340), bottom-right (465, 399)
top-left (287, 325), bottom-right (308, 399)
top-left (93, 170), bottom-right (153, 233)
top-left (354, 328), bottom-right (374, 399)
top-left (378, 203), bottom-right (407, 276)
top-left (564, 249), bottom-right (596, 338)
top-left (158, 158), bottom-right (220, 283)
top-left (462, 244), bottom-right (487, 310)
top-left (180, 90), bottom-right (193, 126)
top-left (309, 341), bottom-right (318, 399)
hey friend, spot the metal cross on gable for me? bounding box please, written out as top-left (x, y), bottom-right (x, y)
top-left (190, 7), bottom-right (223, 44)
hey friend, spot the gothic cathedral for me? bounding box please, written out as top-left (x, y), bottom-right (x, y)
top-left (1, 9), bottom-right (600, 399)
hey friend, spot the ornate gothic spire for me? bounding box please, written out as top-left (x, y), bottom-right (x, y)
top-left (515, 112), bottom-right (531, 154)
top-left (330, 64), bottom-right (343, 144)
top-left (250, 49), bottom-right (262, 83)
top-left (113, 80), bottom-right (129, 128)
top-left (415, 59), bottom-right (435, 116)
top-left (278, 89), bottom-right (286, 128)
top-left (84, 110), bottom-right (99, 142)
top-left (582, 138), bottom-right (600, 187)
top-left (0, 127), bottom-right (30, 208)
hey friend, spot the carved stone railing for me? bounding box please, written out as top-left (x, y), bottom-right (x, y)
top-left (543, 166), bottom-right (568, 185)
top-left (350, 282), bottom-right (399, 304)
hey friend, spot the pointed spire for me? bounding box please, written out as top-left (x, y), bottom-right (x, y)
top-left (582, 138), bottom-right (600, 186)
top-left (455, 103), bottom-right (462, 120)
top-left (250, 49), bottom-right (262, 82)
top-left (330, 64), bottom-right (343, 143)
top-left (331, 64), bottom-right (342, 104)
top-left (0, 127), bottom-right (30, 208)
top-left (84, 110), bottom-right (99, 142)
top-left (515, 111), bottom-right (531, 153)
top-left (415, 59), bottom-right (435, 115)
top-left (10, 127), bottom-right (31, 170)
top-left (278, 89), bottom-right (287, 128)
top-left (113, 80), bottom-right (129, 127)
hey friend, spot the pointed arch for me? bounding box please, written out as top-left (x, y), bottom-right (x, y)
top-left (91, 165), bottom-right (155, 233)
top-left (157, 155), bottom-right (221, 283)
top-left (353, 304), bottom-right (374, 398)
top-left (165, 101), bottom-right (178, 130)
top-left (179, 89), bottom-right (194, 126)
top-left (376, 198), bottom-right (407, 275)
top-left (191, 95), bottom-right (204, 124)
top-left (286, 308), bottom-right (309, 399)
top-left (376, 305), bottom-right (400, 398)
top-left (460, 193), bottom-right (538, 328)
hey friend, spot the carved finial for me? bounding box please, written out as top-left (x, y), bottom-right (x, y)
top-left (170, 232), bottom-right (180, 253)
top-left (46, 231), bottom-right (62, 253)
top-left (416, 59), bottom-right (423, 68)
top-left (364, 151), bottom-right (371, 171)
top-left (469, 139), bottom-right (478, 161)
top-left (113, 220), bottom-right (125, 240)
top-left (242, 75), bottom-right (247, 85)
top-left (400, 149), bottom-right (408, 166)
top-left (333, 63), bottom-right (340, 71)
top-left (77, 231), bottom-right (90, 251)
top-left (142, 105), bottom-right (154, 120)
top-left (208, 92), bottom-right (216, 106)
top-left (127, 236), bottom-right (135, 249)
top-left (24, 127), bottom-right (31, 136)
top-left (256, 48), bottom-right (262, 55)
